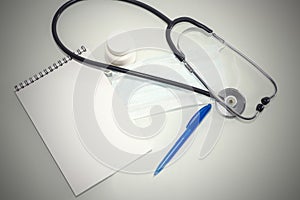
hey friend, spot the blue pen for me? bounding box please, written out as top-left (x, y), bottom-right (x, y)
top-left (154, 104), bottom-right (212, 176)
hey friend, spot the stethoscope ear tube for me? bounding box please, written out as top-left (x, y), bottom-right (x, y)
top-left (212, 33), bottom-right (277, 116)
top-left (165, 16), bottom-right (277, 120)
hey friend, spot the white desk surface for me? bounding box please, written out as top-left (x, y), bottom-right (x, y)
top-left (1, 0), bottom-right (300, 199)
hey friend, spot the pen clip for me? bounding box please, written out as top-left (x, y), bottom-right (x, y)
top-left (186, 104), bottom-right (211, 129)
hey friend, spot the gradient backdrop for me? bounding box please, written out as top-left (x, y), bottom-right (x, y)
top-left (0, 0), bottom-right (299, 199)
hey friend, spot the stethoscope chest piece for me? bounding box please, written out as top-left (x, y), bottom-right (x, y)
top-left (216, 88), bottom-right (246, 118)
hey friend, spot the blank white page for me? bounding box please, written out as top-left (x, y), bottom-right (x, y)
top-left (15, 59), bottom-right (116, 196)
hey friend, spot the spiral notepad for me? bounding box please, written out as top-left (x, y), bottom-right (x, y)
top-left (14, 46), bottom-right (122, 196)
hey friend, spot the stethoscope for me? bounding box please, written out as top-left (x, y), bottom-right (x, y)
top-left (52, 0), bottom-right (277, 121)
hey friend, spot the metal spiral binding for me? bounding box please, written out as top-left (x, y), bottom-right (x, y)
top-left (14, 46), bottom-right (86, 92)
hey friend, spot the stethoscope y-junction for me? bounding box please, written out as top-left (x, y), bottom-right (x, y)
top-left (52, 0), bottom-right (277, 121)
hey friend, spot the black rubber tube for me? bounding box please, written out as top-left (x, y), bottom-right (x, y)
top-left (51, 0), bottom-right (211, 97)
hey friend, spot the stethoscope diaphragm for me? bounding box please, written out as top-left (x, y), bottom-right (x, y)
top-left (215, 88), bottom-right (246, 118)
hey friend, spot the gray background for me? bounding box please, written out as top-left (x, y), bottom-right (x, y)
top-left (1, 0), bottom-right (300, 199)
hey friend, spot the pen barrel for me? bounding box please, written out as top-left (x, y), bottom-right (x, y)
top-left (159, 128), bottom-right (193, 168)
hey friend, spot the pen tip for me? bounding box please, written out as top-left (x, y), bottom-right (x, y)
top-left (153, 171), bottom-right (159, 177)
